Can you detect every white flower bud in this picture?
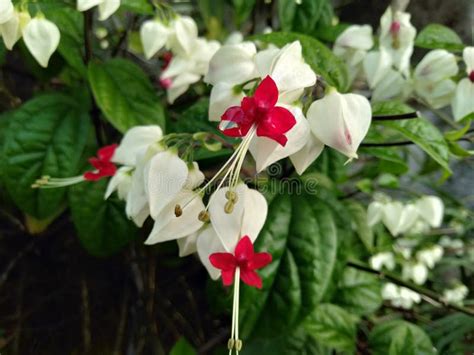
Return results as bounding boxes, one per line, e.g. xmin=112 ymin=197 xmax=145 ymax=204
xmin=307 ymin=89 xmax=371 ymax=160
xmin=140 ymin=20 xmax=170 ymax=59
xmin=416 ymin=195 xmax=444 ymax=228
xmin=0 ymin=0 xmax=14 ymax=24
xmin=23 ymin=17 xmax=60 ymax=68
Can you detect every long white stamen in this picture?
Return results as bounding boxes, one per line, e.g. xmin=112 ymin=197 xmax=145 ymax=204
xmin=31 ymin=175 xmax=86 ymax=188
xmin=229 ymin=267 xmax=241 ymax=354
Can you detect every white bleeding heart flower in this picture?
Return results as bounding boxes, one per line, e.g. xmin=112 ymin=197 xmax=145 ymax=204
xmin=416 ymin=246 xmax=443 ymax=269
xmin=416 ymin=195 xmax=444 ymax=228
xmin=372 ymin=67 xmax=412 ymax=102
xmin=367 ymin=201 xmax=384 ymax=227
xmin=105 ymin=166 xmax=133 ymax=200
xmin=0 ymin=10 xmax=30 ymax=50
xmin=23 ymin=17 xmax=60 ymax=68
xmin=144 ymin=190 xmax=205 ymax=245
xmin=208 ymin=82 xmax=245 ymax=122
xmin=289 ymin=134 xmax=325 ymax=175
xmin=208 ymin=184 xmax=267 ymax=252
xmin=382 ymin=201 xmax=418 ymax=236
xmin=307 ymin=88 xmax=372 ymax=160
xmin=414 ymin=49 xmax=458 ymax=109
xmin=451 ymin=47 xmax=474 ymax=121
xmin=443 ymin=284 xmax=469 ymax=304
xmin=363 ymin=49 xmax=392 ymax=89
xmin=140 ymin=20 xmax=171 ymax=59
xmin=196 ymin=226 xmax=224 ymax=280
xmin=204 ymin=42 xmax=258 ymax=86
xmin=379 ymin=6 xmax=416 ymax=76
xmin=382 ymin=283 xmax=421 ymax=309
xmin=0 ymin=0 xmax=14 ymax=24
xmin=370 ymin=252 xmax=395 ymax=271
xmin=402 ymin=262 xmax=428 ymax=285
xmin=77 ymin=0 xmax=120 ymax=21
xmin=333 ymin=25 xmax=374 ymax=82
xmin=166 ymin=16 xmax=198 ymax=56
xmin=177 ymin=231 xmax=198 ymax=257
xmin=225 ymin=31 xmax=244 ymax=45
xmin=112 ymin=125 xmax=163 ymax=167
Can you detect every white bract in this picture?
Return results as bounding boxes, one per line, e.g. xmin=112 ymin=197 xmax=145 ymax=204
xmin=77 ymin=0 xmax=120 ymax=21
xmin=382 ymin=283 xmax=421 ymax=309
xmin=23 ymin=17 xmax=60 ymax=68
xmin=416 ymin=246 xmax=443 ymax=269
xmin=307 ymin=88 xmax=372 ymax=160
xmin=379 ymin=6 xmax=416 ymax=76
xmin=369 ymin=252 xmax=395 ymax=271
xmin=0 ymin=0 xmax=14 ymax=24
xmin=402 ymin=262 xmax=428 ymax=285
xmin=0 ymin=10 xmax=30 ymax=50
xmin=443 ymin=284 xmax=469 ymax=304
xmin=333 ymin=25 xmax=374 ymax=82
xmin=414 ymin=49 xmax=458 ymax=108
xmin=140 ymin=20 xmax=170 ymax=59
xmin=416 ymin=195 xmax=444 ymax=228
xmin=451 ymin=47 xmax=474 ymax=121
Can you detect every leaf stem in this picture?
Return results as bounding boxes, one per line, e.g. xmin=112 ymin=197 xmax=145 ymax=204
xmin=347 ymin=260 xmax=474 ymax=317
xmin=372 ymin=111 xmax=420 ymax=121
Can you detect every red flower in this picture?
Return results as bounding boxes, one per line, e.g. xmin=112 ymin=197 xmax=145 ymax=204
xmin=209 ymin=236 xmax=272 ymax=289
xmin=83 ymin=144 xmax=118 ymax=181
xmin=219 ymin=76 xmax=296 ymax=146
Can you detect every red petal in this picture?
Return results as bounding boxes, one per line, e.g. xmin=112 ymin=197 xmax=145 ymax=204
xmin=83 ymin=171 xmax=102 ymax=181
xmin=222 ymin=269 xmax=236 ymax=286
xmin=235 ymin=236 xmax=255 ymax=262
xmin=253 ymin=76 xmax=278 ymax=110
xmin=220 ymin=106 xmax=253 ymax=137
xmin=88 ymin=157 xmax=102 ymax=170
xmin=250 ymin=252 xmax=272 ymax=270
xmin=240 ymin=268 xmax=263 ymax=289
xmin=209 ymin=253 xmax=236 ymax=270
xmin=256 ymin=106 xmax=296 ymax=146
xmin=97 ymin=144 xmax=118 ymax=161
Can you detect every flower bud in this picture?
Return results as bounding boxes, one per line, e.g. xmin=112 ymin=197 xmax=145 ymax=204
xmin=140 ymin=20 xmax=170 ymax=59
xmin=307 ymin=89 xmax=371 ymax=160
xmin=333 ymin=25 xmax=373 ymax=68
xmin=0 ymin=0 xmax=14 ymax=24
xmin=415 ymin=195 xmax=444 ymax=228
xmin=23 ymin=17 xmax=60 ymax=68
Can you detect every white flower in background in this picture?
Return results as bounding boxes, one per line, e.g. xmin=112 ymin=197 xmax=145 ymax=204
xmin=379 ymin=6 xmax=416 ymax=76
xmin=0 ymin=10 xmax=30 ymax=50
xmin=23 ymin=17 xmax=60 ymax=68
xmin=367 ymin=201 xmax=384 ymax=226
xmin=382 ymin=283 xmax=421 ymax=309
xmin=333 ymin=25 xmax=374 ymax=82
xmin=166 ymin=16 xmax=198 ymax=56
xmin=439 ymin=236 xmax=464 ymax=255
xmin=443 ymin=284 xmax=469 ymax=304
xmin=140 ymin=19 xmax=171 ymax=59
xmin=105 ymin=166 xmax=133 ymax=200
xmin=0 ymin=0 xmax=14 ymax=24
xmin=416 ymin=195 xmax=444 ymax=228
xmin=381 ymin=201 xmax=419 ymax=236
xmin=402 ymin=262 xmax=428 ymax=285
xmin=370 ymin=252 xmax=396 ymax=270
xmin=77 ymin=0 xmax=120 ymax=21
xmin=306 ymin=88 xmax=371 ymax=161
xmin=363 ymin=49 xmax=411 ymax=101
xmin=225 ymin=31 xmax=244 ymax=45
xmin=416 ymin=245 xmax=443 ymax=269
xmin=452 ymin=47 xmax=474 ymax=121
xmin=414 ymin=49 xmax=458 ymax=108
xmin=161 ymin=38 xmax=220 ymax=103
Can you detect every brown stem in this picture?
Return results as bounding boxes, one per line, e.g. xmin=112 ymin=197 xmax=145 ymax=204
xmin=372 ymin=111 xmax=420 ymax=121
xmin=347 ymin=260 xmax=474 ymax=317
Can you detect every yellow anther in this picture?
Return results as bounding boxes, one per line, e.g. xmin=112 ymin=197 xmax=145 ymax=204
xmin=227 ymin=339 xmax=235 ymax=350
xmin=198 ymin=210 xmax=210 ymax=222
xmin=235 ymin=339 xmax=242 ymax=351
xmin=225 ymin=190 xmax=238 ymax=203
xmin=224 ymin=201 xmax=234 ymax=214
xmin=174 ymin=204 xmax=183 ymax=217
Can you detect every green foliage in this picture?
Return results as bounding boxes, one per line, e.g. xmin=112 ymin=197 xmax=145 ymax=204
xmin=369 ymin=320 xmax=436 ymax=355
xmin=415 ymin=24 xmax=464 ymax=51
xmin=278 ymin=0 xmax=333 ymax=33
xmin=1 ymin=94 xmax=91 ymax=219
xmin=69 ymin=179 xmax=137 ymax=256
xmin=233 ymin=0 xmax=256 ymax=27
xmin=304 ymin=303 xmax=358 ymax=352
xmin=239 ymin=191 xmax=339 ymax=340
xmin=88 ymin=59 xmax=166 ymax=133
xmin=252 ymin=32 xmax=350 ymax=92
xmin=120 ymin=0 xmax=154 ymax=14
xmin=169 ymin=337 xmax=197 ymax=355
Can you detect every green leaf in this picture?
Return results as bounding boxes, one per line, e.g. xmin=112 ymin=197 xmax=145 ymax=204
xmin=253 ymin=32 xmax=349 ymax=92
xmin=233 ymin=0 xmax=256 ymax=26
xmin=1 ymin=94 xmax=91 ymax=219
xmin=372 ymin=101 xmax=451 ymax=174
xmin=277 ymin=0 xmax=298 ymax=32
xmin=346 ymin=201 xmax=374 ymax=252
xmin=88 ymin=59 xmax=166 ymax=133
xmin=304 ymin=303 xmax=358 ymax=352
xmin=444 ymin=121 xmax=471 ymax=141
xmin=120 ymin=0 xmax=153 ymax=14
xmin=239 ymin=192 xmax=339 ymax=339
xmin=43 ymin=7 xmax=86 ymax=76
xmin=69 ymin=179 xmax=137 ymax=256
xmin=415 ymin=24 xmax=464 ymax=51
xmin=359 ymin=147 xmax=408 ymax=175
xmin=169 ymin=338 xmax=196 ymax=355
xmin=332 ymin=268 xmax=382 ymax=316
xmin=369 ymin=320 xmax=436 ymax=355
xmin=313 ymin=23 xmax=350 ymax=43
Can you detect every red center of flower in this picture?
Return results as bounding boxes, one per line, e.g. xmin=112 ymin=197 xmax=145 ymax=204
xmin=83 ymin=144 xmax=118 ymax=181
xmin=159 ymin=52 xmax=173 ymax=89
xmin=209 ymin=236 xmax=272 ymax=289
xmin=219 ymin=76 xmax=296 ymax=146
xmin=390 ymin=21 xmax=401 ymax=34
xmin=469 ymin=70 xmax=474 ymax=83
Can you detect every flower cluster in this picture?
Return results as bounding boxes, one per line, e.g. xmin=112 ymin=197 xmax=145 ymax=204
xmin=140 ymin=14 xmax=220 ymax=103
xmin=333 ymin=5 xmax=474 ymax=121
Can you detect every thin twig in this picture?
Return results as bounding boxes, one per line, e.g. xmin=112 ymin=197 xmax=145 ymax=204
xmin=81 ymin=277 xmax=92 ymax=353
xmin=0 ymin=239 xmax=36 ymax=289
xmin=347 ymin=260 xmax=474 ymax=317
xmin=372 ymin=111 xmax=420 ymax=121
xmin=361 ymin=141 xmax=413 ymax=147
